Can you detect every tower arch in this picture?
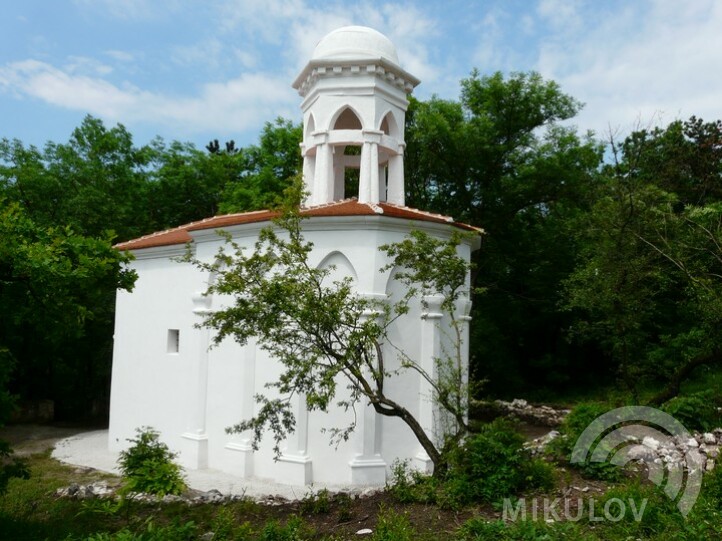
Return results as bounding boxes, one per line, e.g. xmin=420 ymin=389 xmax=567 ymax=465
xmin=294 ymin=26 xmax=419 ymax=207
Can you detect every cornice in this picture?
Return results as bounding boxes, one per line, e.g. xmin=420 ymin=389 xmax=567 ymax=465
xmin=293 ymin=58 xmax=420 ymax=98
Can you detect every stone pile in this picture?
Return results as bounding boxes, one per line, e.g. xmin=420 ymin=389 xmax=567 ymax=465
xmin=623 ymin=429 xmax=722 ymax=473
xmin=528 ymin=427 xmax=722 ymax=474
xmin=494 ymin=398 xmax=570 ymax=427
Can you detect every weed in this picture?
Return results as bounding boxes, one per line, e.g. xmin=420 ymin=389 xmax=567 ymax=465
xmin=299 ymin=487 xmax=331 ymax=515
xmin=371 ymin=507 xmax=415 ymax=541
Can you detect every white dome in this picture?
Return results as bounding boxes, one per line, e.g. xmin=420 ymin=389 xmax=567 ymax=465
xmin=312 ymin=26 xmax=399 ymax=65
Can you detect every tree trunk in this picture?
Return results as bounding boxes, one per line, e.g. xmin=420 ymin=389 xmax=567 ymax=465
xmin=647 ymin=350 xmax=721 ymax=406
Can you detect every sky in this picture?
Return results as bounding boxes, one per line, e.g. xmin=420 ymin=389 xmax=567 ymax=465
xmin=1 ymin=0 xmax=721 ymax=152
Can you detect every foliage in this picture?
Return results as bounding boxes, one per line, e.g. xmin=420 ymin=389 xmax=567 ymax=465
xmin=80 ymin=519 xmax=197 ymax=541
xmin=564 ymin=120 xmax=722 ymax=400
xmin=405 ymin=71 xmax=604 ymax=397
xmin=443 ymin=418 xmax=555 ymax=506
xmin=117 ymin=428 xmax=186 ymax=497
xmin=662 ymin=390 xmax=722 ymax=432
xmin=549 ymin=402 xmax=622 ymax=481
xmin=188 ymin=189 xmax=476 ymax=473
xmin=0 ymin=347 xmax=29 ymax=494
xmin=456 ymin=517 xmax=588 ymax=540
xmin=388 ymin=419 xmax=554 ymax=509
xmin=299 ymin=487 xmax=332 ymax=515
xmin=219 ymin=118 xmax=302 ymax=214
xmin=259 ymin=515 xmax=313 ymax=541
xmin=370 ymin=507 xmax=415 ymax=541
xmin=0 ymin=199 xmax=136 ymax=420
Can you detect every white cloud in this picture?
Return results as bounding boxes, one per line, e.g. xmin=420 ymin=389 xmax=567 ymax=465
xmin=105 ymin=50 xmax=135 ymax=62
xmin=0 ymin=59 xmax=297 ymax=135
xmin=64 ymin=56 xmax=113 ymax=76
xmin=535 ymin=0 xmax=722 ymax=137
xmin=72 ymin=0 xmax=180 ymax=20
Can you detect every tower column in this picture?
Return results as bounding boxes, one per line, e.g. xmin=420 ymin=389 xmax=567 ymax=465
xmin=313 ymin=137 xmax=333 ymax=205
xmin=359 ymin=130 xmax=383 ymax=204
xmin=301 ymin=143 xmax=315 ymax=207
xmin=387 ymin=150 xmax=405 ymax=205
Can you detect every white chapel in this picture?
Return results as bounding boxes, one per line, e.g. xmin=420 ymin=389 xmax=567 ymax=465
xmin=108 ymin=26 xmax=480 ymax=487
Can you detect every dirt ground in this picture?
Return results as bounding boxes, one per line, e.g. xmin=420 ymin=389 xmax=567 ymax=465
xmin=0 ymin=424 xmax=88 ymax=456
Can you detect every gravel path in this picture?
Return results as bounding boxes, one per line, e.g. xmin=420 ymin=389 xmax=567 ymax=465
xmin=51 ymin=429 xmax=370 ymax=500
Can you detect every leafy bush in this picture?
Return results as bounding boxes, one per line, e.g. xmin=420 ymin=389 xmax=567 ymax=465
xmin=443 ymin=418 xmax=555 ymax=506
xmin=662 ymin=390 xmax=722 ymax=432
xmin=550 ymin=402 xmax=622 ymax=481
xmin=117 ymin=427 xmax=186 ymax=496
xmin=389 ymin=419 xmax=555 ymax=509
xmin=387 ymin=460 xmax=439 ymax=504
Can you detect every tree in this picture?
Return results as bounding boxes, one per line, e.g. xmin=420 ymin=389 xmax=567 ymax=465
xmin=0 ymin=200 xmax=136 ymax=419
xmin=564 ymin=117 xmax=722 ymax=401
xmin=219 ymin=118 xmax=302 ymax=213
xmin=404 ymin=72 xmax=604 ymax=395
xmin=186 ymin=186 xmax=477 ymax=474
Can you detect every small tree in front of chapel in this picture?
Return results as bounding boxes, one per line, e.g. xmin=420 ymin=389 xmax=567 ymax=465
xmin=187 ymin=187 xmax=479 ymax=476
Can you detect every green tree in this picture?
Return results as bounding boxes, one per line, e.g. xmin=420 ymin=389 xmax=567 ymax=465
xmin=219 ymin=118 xmax=302 ymax=213
xmin=564 ymin=117 xmax=722 ymax=401
xmin=0 ymin=200 xmax=136 ymax=419
xmin=0 ymin=115 xmax=154 ymax=242
xmin=405 ymin=72 xmax=604 ymax=395
xmin=187 ymin=185 xmax=477 ymax=474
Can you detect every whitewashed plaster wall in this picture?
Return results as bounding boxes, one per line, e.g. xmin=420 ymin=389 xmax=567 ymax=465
xmin=108 ymin=216 xmax=473 ymax=486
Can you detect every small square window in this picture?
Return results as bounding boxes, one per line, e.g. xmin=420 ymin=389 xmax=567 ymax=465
xmin=167 ymin=329 xmax=180 ymax=353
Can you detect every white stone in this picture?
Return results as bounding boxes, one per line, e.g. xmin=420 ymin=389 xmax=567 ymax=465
xmin=707 ymin=459 xmax=716 ymax=472
xmin=687 ymin=438 xmax=699 ymax=448
xmin=704 ymin=433 xmax=716 ymax=445
xmin=642 ymin=436 xmax=660 ymax=451
xmin=356 ymin=529 xmax=373 ymax=535
xmin=627 ymin=445 xmax=657 ymax=462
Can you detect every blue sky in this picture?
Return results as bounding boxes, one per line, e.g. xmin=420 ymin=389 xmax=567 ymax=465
xmin=2 ymin=0 xmax=721 ymax=151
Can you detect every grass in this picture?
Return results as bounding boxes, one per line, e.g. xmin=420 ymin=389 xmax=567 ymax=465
xmin=5 ymin=428 xmax=722 ymax=540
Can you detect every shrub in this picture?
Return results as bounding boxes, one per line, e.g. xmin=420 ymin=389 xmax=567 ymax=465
xmin=387 ymin=460 xmax=438 ymax=504
xmin=444 ymin=418 xmax=555 ymax=505
xmin=662 ymin=390 xmax=722 ymax=432
xmin=388 ymin=419 xmax=555 ymax=509
xmin=550 ymin=402 xmax=622 ymax=481
xmin=117 ymin=427 xmax=186 ymax=496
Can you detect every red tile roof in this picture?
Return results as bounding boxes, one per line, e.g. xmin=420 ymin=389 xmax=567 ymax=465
xmin=114 ymin=199 xmax=481 ymax=251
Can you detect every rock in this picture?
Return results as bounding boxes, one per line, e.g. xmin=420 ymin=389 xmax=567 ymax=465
xmin=706 ymin=459 xmax=716 ymax=472
xmin=642 ymin=436 xmax=660 ymax=451
xmin=627 ymin=444 xmax=657 ymax=462
xmin=687 ymin=438 xmax=699 ymax=448
xmin=162 ymin=494 xmax=184 ymax=503
xmin=510 ymin=399 xmax=528 ymax=408
xmin=707 ymin=446 xmax=719 ymax=459
xmin=704 ymin=433 xmax=716 ymax=445
xmin=200 ymin=533 xmax=215 ymax=541
xmin=356 ymin=529 xmax=373 ymax=535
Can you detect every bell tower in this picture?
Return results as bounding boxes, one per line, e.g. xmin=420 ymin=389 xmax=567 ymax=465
xmin=292 ymin=26 xmax=420 ymax=207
